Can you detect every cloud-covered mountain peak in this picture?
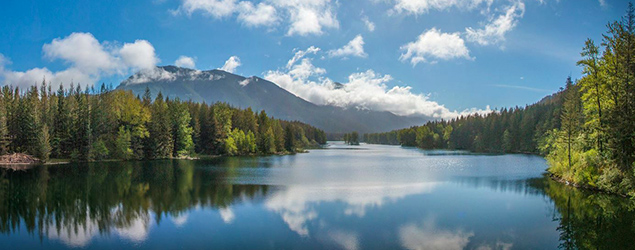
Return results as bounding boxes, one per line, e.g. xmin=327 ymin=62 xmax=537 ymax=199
xmin=120 ymin=66 xmax=238 ymax=86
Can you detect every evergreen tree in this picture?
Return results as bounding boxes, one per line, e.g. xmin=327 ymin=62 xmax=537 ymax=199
xmin=148 ymin=93 xmax=173 ymax=159
xmin=560 ymin=78 xmax=583 ymax=169
xmin=284 ymin=125 xmax=295 ymax=152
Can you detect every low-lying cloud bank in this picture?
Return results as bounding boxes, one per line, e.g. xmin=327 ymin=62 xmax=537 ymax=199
xmin=265 ymin=47 xmax=490 ymax=120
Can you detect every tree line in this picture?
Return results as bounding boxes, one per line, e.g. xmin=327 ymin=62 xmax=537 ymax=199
xmin=366 ymin=3 xmax=635 ymax=196
xmin=0 ymin=83 xmax=326 ymax=162
xmin=364 ymin=88 xmax=563 ymax=154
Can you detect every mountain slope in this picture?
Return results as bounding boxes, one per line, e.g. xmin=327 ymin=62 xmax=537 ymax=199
xmin=117 ymin=66 xmax=427 ymax=133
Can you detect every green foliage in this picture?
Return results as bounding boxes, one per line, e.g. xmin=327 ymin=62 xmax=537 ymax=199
xmin=114 ymin=126 xmax=133 ymax=160
xmin=284 ymin=125 xmax=295 ymax=152
xmin=91 ymin=139 xmax=109 ymax=161
xmin=147 ymin=93 xmax=173 ymax=159
xmin=344 ymin=131 xmax=360 ymax=145
xmin=168 ymin=99 xmax=194 ymax=157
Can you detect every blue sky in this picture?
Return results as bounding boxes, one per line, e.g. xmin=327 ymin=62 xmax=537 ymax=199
xmin=0 ymin=0 xmax=627 ymax=118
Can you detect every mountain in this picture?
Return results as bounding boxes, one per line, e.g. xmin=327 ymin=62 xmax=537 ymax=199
xmin=117 ymin=66 xmax=427 ymax=133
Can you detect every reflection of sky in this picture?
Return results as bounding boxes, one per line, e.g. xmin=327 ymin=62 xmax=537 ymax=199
xmin=399 ymin=217 xmax=473 ymax=250
xmin=20 ymin=144 xmax=557 ymax=249
xmin=47 ymin=212 xmax=153 ymax=247
xmin=265 ymin=183 xmax=438 ymax=236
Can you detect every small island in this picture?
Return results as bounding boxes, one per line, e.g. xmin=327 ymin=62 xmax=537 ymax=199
xmin=343 ymin=131 xmax=360 ymax=145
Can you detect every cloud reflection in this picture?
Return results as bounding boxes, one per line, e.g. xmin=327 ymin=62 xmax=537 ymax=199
xmin=265 ymin=182 xmax=438 ymax=236
xmin=47 ymin=212 xmax=153 ymax=247
xmin=399 ymin=218 xmax=473 ymax=250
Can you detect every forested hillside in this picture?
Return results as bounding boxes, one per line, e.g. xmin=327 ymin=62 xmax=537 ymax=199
xmin=364 ymin=84 xmax=565 ymax=154
xmin=366 ymin=5 xmax=635 ymax=196
xmin=0 ymin=84 xmax=326 ymax=162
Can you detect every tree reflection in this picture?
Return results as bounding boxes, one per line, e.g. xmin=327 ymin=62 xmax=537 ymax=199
xmin=532 ymin=176 xmax=635 ymax=250
xmin=0 ymin=159 xmax=268 ymax=244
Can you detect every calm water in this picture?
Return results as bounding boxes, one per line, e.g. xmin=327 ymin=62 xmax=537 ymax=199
xmin=0 ymin=142 xmax=633 ymax=249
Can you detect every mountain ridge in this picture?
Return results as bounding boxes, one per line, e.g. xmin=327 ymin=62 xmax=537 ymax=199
xmin=117 ymin=66 xmax=428 ymax=133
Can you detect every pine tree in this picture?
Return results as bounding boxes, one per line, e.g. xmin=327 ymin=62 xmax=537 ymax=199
xmin=560 ymin=77 xmax=582 ymax=169
xmin=169 ymin=99 xmax=194 ymax=157
xmin=148 ymin=92 xmax=173 ymax=159
xmin=284 ymin=125 xmax=295 ymax=152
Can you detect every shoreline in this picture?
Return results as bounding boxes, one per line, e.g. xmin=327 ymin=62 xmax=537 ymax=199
xmin=547 ymin=172 xmax=630 ymax=198
xmin=0 ymin=150 xmax=308 ymax=168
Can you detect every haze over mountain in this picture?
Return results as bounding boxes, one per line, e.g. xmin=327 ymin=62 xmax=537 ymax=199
xmin=117 ymin=66 xmax=427 ymax=133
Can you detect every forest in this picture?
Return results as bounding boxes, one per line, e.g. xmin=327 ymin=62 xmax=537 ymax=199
xmin=366 ymin=5 xmax=635 ymax=196
xmin=0 ymin=84 xmax=326 ymax=162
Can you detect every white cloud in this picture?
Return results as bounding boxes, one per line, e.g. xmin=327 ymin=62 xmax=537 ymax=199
xmin=175 ymin=0 xmax=338 ymax=36
xmin=328 ymin=35 xmax=367 ymax=58
xmin=122 ymin=67 xmax=177 ymax=85
xmin=237 ymin=2 xmax=279 ymax=27
xmin=287 ymin=46 xmax=321 ymax=68
xmin=270 ymin=0 xmax=339 ymax=36
xmin=362 ymin=16 xmax=375 ymax=32
xmin=465 ymin=1 xmax=525 ymax=46
xmin=178 ymin=0 xmax=238 ymax=18
xmin=220 ymin=55 xmax=241 ymax=73
xmin=264 ymin=47 xmax=489 ymax=119
xmin=1 ymin=32 xmax=159 ymax=88
xmin=392 ymin=0 xmax=493 ymax=15
xmin=239 ymin=78 xmax=251 ymax=86
xmin=400 ymin=28 xmax=472 ymax=66
xmin=42 ymin=32 xmax=120 ymax=75
xmin=119 ymin=40 xmax=159 ymax=70
xmin=599 ymin=0 xmax=607 ymax=7
xmin=175 ymin=55 xmax=196 ymax=68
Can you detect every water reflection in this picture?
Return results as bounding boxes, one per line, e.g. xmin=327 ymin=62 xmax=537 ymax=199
xmin=0 ymin=160 xmax=267 ymax=247
xmin=265 ymin=183 xmax=438 ymax=236
xmin=399 ymin=218 xmax=474 ymax=250
xmin=0 ymin=147 xmax=633 ymax=249
xmin=530 ymin=176 xmax=635 ymax=250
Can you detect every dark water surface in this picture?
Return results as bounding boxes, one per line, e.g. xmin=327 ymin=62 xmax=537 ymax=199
xmin=0 ymin=142 xmax=633 ymax=249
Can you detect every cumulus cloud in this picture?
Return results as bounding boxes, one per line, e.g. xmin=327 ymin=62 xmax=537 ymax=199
xmin=400 ymin=28 xmax=472 ymax=66
xmin=177 ymin=0 xmax=238 ymax=18
xmin=392 ymin=0 xmax=493 ymax=15
xmin=465 ymin=1 xmax=525 ymax=46
xmin=119 ymin=40 xmax=159 ymax=70
xmin=328 ymin=35 xmax=367 ymax=58
xmin=220 ymin=55 xmax=241 ymax=73
xmin=0 ymin=32 xmax=159 ymax=88
xmin=265 ymin=47 xmax=489 ymax=119
xmin=362 ymin=16 xmax=375 ymax=32
xmin=175 ymin=0 xmax=338 ymax=36
xmin=271 ymin=0 xmax=339 ymax=36
xmin=42 ymin=32 xmax=120 ymax=75
xmin=237 ymin=2 xmax=279 ymax=27
xmin=175 ymin=55 xmax=196 ymax=68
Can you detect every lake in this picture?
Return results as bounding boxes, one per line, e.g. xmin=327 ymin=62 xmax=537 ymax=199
xmin=0 ymin=142 xmax=633 ymax=249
